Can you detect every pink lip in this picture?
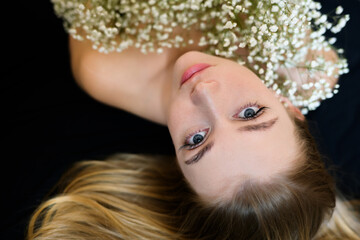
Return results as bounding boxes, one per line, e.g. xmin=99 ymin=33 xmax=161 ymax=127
xmin=181 ymin=63 xmax=211 ymax=86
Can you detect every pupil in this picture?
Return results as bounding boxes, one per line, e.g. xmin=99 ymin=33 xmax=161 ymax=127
xmin=193 ymin=134 xmax=204 ymax=144
xmin=244 ymin=108 xmax=256 ymax=118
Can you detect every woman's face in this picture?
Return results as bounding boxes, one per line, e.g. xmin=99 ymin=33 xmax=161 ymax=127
xmin=166 ymin=51 xmax=299 ymax=200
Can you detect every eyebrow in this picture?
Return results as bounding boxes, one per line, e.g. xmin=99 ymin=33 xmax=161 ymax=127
xmin=185 ymin=141 xmax=214 ymax=165
xmin=184 ymin=117 xmax=279 ymax=165
xmin=237 ymin=117 xmax=278 ymax=132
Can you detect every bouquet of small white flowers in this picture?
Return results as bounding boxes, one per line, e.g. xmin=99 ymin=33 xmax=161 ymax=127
xmin=52 ymin=0 xmax=349 ymax=114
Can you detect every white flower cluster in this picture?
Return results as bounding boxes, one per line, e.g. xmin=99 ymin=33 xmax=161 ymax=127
xmin=51 ymin=0 xmax=349 ymax=114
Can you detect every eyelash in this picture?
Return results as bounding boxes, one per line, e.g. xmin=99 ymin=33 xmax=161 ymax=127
xmin=181 ymin=102 xmax=268 ymax=150
xmin=182 ymin=128 xmax=210 ymax=150
xmin=234 ymin=101 xmax=267 ymax=120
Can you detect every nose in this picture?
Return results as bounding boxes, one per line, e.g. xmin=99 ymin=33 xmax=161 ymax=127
xmin=190 ymin=80 xmax=219 ymax=108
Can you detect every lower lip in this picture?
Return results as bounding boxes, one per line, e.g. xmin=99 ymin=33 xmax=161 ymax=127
xmin=181 ymin=63 xmax=211 ymax=86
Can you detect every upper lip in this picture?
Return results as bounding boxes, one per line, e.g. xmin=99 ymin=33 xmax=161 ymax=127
xmin=181 ymin=63 xmax=212 ymax=86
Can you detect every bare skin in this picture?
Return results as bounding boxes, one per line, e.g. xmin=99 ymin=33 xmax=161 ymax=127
xmin=167 ymin=51 xmax=301 ymax=200
xmin=69 ymin=36 xmax=337 ymax=200
xmin=70 ymin=37 xmax=181 ymax=124
xmin=69 ymin=28 xmax=206 ymax=125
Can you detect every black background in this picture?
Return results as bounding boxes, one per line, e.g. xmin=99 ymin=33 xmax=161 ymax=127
xmin=3 ymin=0 xmax=360 ymax=239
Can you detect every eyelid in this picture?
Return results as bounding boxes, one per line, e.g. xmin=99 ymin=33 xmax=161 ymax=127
xmin=180 ymin=102 xmax=267 ymax=151
xmin=232 ymin=102 xmax=268 ymax=120
xmin=181 ymin=128 xmax=210 ymax=150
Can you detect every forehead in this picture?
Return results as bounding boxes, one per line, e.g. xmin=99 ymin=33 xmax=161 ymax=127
xmin=182 ymin=116 xmax=298 ymax=200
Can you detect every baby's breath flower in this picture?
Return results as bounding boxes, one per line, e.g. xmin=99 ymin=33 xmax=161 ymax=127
xmin=271 ymin=5 xmax=280 ymax=13
xmin=328 ymin=37 xmax=336 ymax=45
xmin=249 ymin=38 xmax=258 ymax=47
xmin=336 ymin=6 xmax=344 ymax=15
xmin=269 ymin=25 xmax=279 ymax=32
xmin=52 ymin=0 xmax=349 ymax=114
xmin=224 ymin=21 xmax=236 ymax=29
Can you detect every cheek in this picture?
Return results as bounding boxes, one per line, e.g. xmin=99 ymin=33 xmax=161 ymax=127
xmin=168 ymin=102 xmax=183 ymax=128
xmin=168 ymin=93 xmax=196 ymax=124
xmin=167 ymin=100 xmax=190 ymax=142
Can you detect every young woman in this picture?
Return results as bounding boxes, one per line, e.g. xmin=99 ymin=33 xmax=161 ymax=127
xmin=28 ymin=0 xmax=359 ymax=239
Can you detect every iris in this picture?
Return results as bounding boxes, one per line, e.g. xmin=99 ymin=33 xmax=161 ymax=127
xmin=244 ymin=108 xmax=256 ymax=118
xmin=193 ymin=134 xmax=204 ymax=144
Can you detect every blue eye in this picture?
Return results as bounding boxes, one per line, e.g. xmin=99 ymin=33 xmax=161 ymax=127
xmin=235 ymin=103 xmax=268 ymax=120
xmin=239 ymin=106 xmax=260 ymax=118
xmin=188 ymin=132 xmax=206 ymax=145
xmin=183 ymin=128 xmax=210 ymax=149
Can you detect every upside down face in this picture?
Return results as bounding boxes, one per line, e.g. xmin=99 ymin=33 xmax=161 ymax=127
xmin=166 ymin=51 xmax=300 ymax=201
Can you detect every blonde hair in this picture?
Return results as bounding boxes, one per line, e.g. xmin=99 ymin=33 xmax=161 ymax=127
xmin=28 ymin=154 xmax=187 ymax=239
xmin=28 ymin=119 xmax=360 ymax=240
